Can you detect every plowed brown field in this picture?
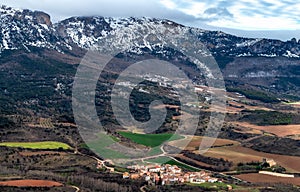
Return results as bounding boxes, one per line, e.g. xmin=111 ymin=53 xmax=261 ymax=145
xmin=0 ymin=180 xmax=63 ymax=187
xmin=235 ymin=173 xmax=300 ymax=186
xmin=234 ymin=122 xmax=300 ymax=137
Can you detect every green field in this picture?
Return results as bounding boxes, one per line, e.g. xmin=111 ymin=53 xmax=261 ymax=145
xmin=188 ymin=182 xmax=236 ymax=190
xmin=146 ymin=156 xmax=200 ymax=172
xmin=0 ymin=141 xmax=72 ymax=150
xmin=118 ymin=131 xmax=184 ymax=147
xmin=86 ymin=133 xmax=128 ymax=159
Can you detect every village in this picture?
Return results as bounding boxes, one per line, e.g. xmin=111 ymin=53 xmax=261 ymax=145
xmin=122 ymin=164 xmax=222 ymax=186
xmin=95 ymin=155 xmax=297 ymax=188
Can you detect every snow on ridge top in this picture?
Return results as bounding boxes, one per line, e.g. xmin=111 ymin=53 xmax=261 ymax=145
xmin=0 ymin=5 xmax=70 ymax=53
xmin=0 ymin=5 xmax=23 ymax=12
xmin=55 ymin=16 xmax=112 ymax=49
xmin=0 ymin=5 xmax=52 ymax=26
xmin=99 ymin=16 xmax=189 ymax=52
xmin=56 ymin=15 xmax=187 ymax=49
xmin=101 ymin=17 xmax=187 ymax=44
xmin=0 ymin=5 xmax=23 ymax=17
xmin=236 ymin=39 xmax=262 ymax=47
xmin=103 ymin=16 xmax=183 ymax=29
xmin=0 ymin=5 xmax=300 ymax=59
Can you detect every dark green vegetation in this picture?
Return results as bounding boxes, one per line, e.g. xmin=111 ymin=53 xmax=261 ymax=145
xmin=246 ymin=136 xmax=300 ymax=156
xmin=240 ymin=110 xmax=295 ymax=125
xmin=178 ymin=150 xmax=233 ymax=172
xmin=227 ymin=87 xmax=279 ymax=103
xmin=215 ymin=55 xmax=234 ymax=69
xmin=0 ymin=116 xmax=15 ymax=128
xmin=118 ymin=131 xmax=184 ymax=147
xmin=96 ymin=78 xmax=183 ymax=133
xmin=0 ymin=50 xmax=76 ymax=122
xmin=237 ymin=161 xmax=265 ymax=173
xmin=236 ymin=161 xmax=286 ymax=174
xmin=188 ymin=182 xmax=235 ymax=191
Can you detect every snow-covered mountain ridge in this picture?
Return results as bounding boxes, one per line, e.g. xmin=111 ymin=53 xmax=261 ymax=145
xmin=0 ymin=5 xmax=300 ymax=58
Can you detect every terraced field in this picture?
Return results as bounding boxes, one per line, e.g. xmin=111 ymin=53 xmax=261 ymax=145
xmin=28 ymin=118 xmax=54 ymax=128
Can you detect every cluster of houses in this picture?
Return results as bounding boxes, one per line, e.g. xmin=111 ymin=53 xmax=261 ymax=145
xmin=123 ymin=164 xmax=222 ymax=185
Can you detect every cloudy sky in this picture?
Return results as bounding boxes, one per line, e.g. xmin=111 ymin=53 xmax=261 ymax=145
xmin=0 ymin=0 xmax=299 ymax=40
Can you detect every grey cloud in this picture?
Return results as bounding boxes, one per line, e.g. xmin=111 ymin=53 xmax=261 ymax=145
xmin=216 ymin=1 xmax=236 ymax=8
xmin=188 ymin=20 xmax=300 ymax=41
xmin=204 ymin=7 xmax=233 ymax=18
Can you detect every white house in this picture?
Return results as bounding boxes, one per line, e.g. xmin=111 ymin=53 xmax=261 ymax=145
xmin=149 ymin=167 xmax=161 ymax=173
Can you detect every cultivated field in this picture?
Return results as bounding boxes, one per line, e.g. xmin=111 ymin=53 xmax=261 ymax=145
xmin=233 ymin=122 xmax=300 ymax=137
xmin=168 ymin=135 xmax=240 ymax=151
xmin=0 ymin=180 xmax=63 ymax=187
xmin=0 ymin=141 xmax=72 ymax=150
xmin=118 ymin=131 xmax=184 ymax=147
xmin=235 ymin=173 xmax=300 ymax=186
xmin=202 ymin=145 xmax=300 ymax=172
xmin=27 ymin=118 xmax=54 ymax=128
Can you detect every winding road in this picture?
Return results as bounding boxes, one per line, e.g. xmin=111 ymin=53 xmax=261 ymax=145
xmin=70 ymin=185 xmax=80 ymax=192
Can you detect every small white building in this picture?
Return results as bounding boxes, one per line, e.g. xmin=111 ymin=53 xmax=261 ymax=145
xmin=144 ymin=176 xmax=151 ymax=181
xmin=172 ymin=168 xmax=182 ymax=174
xmin=149 ymin=166 xmax=161 ymax=173
xmin=208 ymin=178 xmax=218 ymax=183
xmin=190 ymin=178 xmax=205 ymax=184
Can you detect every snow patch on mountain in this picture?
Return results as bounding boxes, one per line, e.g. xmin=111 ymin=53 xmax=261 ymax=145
xmin=283 ymin=50 xmax=300 ymax=58
xmin=236 ymin=39 xmax=262 ymax=47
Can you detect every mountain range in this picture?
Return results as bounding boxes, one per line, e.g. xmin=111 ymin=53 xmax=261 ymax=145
xmin=1 ymin=5 xmax=300 ymax=58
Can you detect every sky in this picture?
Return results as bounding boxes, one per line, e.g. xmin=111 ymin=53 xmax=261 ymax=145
xmin=0 ymin=0 xmax=299 ymax=41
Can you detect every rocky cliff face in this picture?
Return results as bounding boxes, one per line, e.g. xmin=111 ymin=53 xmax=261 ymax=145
xmin=0 ymin=5 xmax=71 ymax=52
xmin=33 ymin=11 xmax=52 ymax=27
